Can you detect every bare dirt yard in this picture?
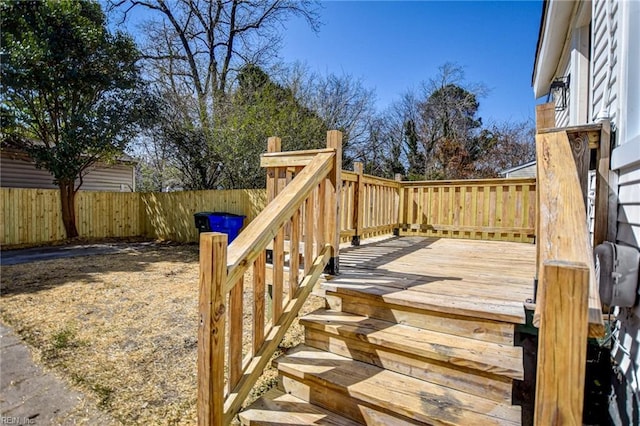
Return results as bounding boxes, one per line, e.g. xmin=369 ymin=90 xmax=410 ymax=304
xmin=0 ymin=243 xmax=325 ymax=425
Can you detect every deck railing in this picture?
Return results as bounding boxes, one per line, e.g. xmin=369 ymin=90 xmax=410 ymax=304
xmin=197 ymin=131 xmax=342 ymax=425
xmin=341 ymin=163 xmax=401 ymax=245
xmin=397 ymin=178 xmax=536 ymax=243
xmin=533 ymin=129 xmax=604 ymax=425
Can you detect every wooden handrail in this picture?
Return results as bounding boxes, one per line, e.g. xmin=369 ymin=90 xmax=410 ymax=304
xmin=198 ymin=132 xmax=342 ymax=426
xmin=225 ymin=151 xmax=334 ymax=293
xmin=260 ymin=148 xmax=335 ymax=168
xmin=533 ymin=130 xmax=604 ymax=425
xmin=401 ymin=177 xmax=536 ymax=186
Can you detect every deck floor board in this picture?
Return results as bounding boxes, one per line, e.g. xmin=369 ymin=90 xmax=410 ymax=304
xmin=329 ymin=237 xmax=537 ymax=324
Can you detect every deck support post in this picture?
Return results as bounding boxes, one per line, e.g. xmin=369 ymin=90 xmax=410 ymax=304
xmin=351 ymin=161 xmax=364 ymax=246
xmin=593 ymin=120 xmax=611 ymax=247
xmin=197 ymin=232 xmax=227 ymax=426
xmin=324 ymin=130 xmax=342 ymax=275
xmin=265 ymin=137 xmax=281 ymax=315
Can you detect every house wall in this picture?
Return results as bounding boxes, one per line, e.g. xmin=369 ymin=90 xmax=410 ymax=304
xmin=0 ymin=155 xmax=135 ymax=192
xmin=591 ymin=0 xmax=620 ymax=124
xmin=594 ymin=0 xmax=640 ymax=423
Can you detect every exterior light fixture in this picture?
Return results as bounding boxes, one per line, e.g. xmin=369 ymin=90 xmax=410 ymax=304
xmin=548 ymin=75 xmax=570 ymax=111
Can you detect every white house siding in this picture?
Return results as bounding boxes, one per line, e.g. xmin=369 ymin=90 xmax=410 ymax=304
xmin=603 ymin=1 xmax=640 ymax=423
xmin=0 ymin=156 xmax=135 ymax=192
xmin=591 ymin=0 xmax=620 ymax=124
xmin=617 ymin=165 xmax=640 ymax=248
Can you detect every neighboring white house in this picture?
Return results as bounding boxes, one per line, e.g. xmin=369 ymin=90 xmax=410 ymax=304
xmin=533 ymin=0 xmax=640 ymax=422
xmin=499 ymin=160 xmax=537 ymax=178
xmin=0 ymin=147 xmax=136 ymax=192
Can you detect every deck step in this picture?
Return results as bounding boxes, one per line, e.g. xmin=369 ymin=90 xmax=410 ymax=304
xmin=239 ymin=388 xmax=360 ymax=426
xmin=301 ymin=309 xmax=521 ymax=402
xmin=324 ymin=288 xmax=516 ymax=345
xmin=275 ymin=345 xmax=522 ymax=426
xmin=322 ymin=278 xmax=526 ymax=326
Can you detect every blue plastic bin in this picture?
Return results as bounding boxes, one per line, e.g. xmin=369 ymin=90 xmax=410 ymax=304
xmin=197 ymin=212 xmax=245 ymax=243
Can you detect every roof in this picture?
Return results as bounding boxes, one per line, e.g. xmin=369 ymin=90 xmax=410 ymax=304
xmin=0 ymin=143 xmax=138 ymax=164
xmin=531 ymin=0 xmax=576 ymax=98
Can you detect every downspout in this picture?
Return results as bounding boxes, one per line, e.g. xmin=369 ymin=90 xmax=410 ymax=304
xmin=595 ymin=0 xmax=614 ymax=121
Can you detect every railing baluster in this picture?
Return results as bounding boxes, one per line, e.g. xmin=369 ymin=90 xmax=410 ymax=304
xmin=304 ymin=194 xmax=314 ymax=275
xmin=228 ymin=277 xmax=244 ymax=389
xmin=273 ymin=227 xmax=284 ymax=322
xmin=317 ymin=179 xmax=326 ymax=255
xmin=289 ymin=208 xmax=300 ymax=294
xmin=252 ymin=252 xmax=266 ymax=354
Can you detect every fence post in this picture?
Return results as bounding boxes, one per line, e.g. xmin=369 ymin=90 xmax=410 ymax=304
xmin=594 ymin=120 xmax=611 ymax=247
xmin=197 ymin=232 xmax=228 ymax=426
xmin=393 ymin=174 xmax=403 ymax=236
xmin=264 ymin=137 xmax=281 ymax=315
xmin=352 ymin=162 xmax=364 ymax=246
xmin=266 ymin=137 xmax=282 ymax=204
xmin=325 ymin=130 xmax=342 ymax=274
xmin=266 ymin=136 xmax=281 ymax=263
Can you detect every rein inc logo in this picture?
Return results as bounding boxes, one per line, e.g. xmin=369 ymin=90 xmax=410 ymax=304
xmin=0 ymin=417 xmax=36 ymax=425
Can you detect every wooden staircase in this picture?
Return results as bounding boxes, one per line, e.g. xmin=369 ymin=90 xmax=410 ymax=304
xmin=240 ymin=277 xmax=525 ymax=425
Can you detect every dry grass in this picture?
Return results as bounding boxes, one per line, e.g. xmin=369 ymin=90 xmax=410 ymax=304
xmin=0 ymin=243 xmax=325 ymax=425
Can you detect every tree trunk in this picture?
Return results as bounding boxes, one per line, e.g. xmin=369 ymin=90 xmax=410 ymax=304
xmin=59 ymin=181 xmax=79 ymax=239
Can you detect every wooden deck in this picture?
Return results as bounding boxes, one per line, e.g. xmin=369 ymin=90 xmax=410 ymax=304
xmin=241 ymin=236 xmax=537 ymax=425
xmin=328 ymin=236 xmax=536 ymax=324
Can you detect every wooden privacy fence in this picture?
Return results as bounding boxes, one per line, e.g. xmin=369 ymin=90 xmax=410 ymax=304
xmin=397 ymin=178 xmax=537 ymax=243
xmin=0 ymin=188 xmax=266 ymax=246
xmin=1 ymin=188 xmax=142 ymax=245
xmin=198 ymin=131 xmax=342 ymax=425
xmin=141 ymin=189 xmax=265 ymax=243
xmin=2 ymin=165 xmax=538 ymax=247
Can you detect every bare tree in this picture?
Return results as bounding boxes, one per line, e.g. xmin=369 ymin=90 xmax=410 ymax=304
xmin=276 ymin=65 xmax=376 ymax=169
xmin=474 ymin=120 xmax=536 ymax=177
xmin=109 ymin=0 xmax=320 ymax=189
xmin=417 ymin=63 xmax=487 ymax=179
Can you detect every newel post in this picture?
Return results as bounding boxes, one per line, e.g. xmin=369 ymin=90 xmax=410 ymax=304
xmin=352 ymin=161 xmax=364 ymax=246
xmin=197 ymin=232 xmax=228 ymax=426
xmin=325 ymin=130 xmax=342 ymax=274
xmin=533 ymin=103 xmax=555 ymax=302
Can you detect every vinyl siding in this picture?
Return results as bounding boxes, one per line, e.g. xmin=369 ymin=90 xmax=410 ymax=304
xmin=591 ymin=0 xmax=620 ymax=123
xmin=603 ymin=0 xmax=640 ymax=413
xmin=0 ymin=156 xmax=135 ymax=192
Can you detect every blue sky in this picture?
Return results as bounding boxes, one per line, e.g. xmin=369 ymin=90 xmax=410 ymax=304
xmin=112 ymin=0 xmax=543 ymax=125
xmin=278 ymin=1 xmax=543 ymax=124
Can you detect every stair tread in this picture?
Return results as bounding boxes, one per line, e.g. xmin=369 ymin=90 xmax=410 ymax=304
xmin=322 ymin=280 xmax=526 ymax=324
xmin=240 ymin=388 xmax=361 ymax=426
xmin=300 ymin=309 xmax=523 ymax=380
xmin=275 ymin=345 xmax=521 ymax=425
